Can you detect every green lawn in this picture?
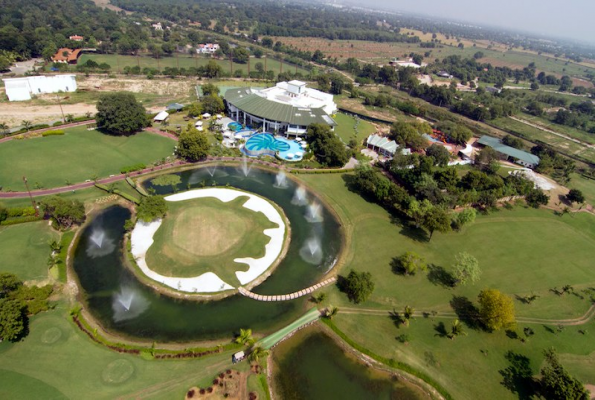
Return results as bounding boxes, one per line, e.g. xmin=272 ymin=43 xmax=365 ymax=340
xmin=145 ymin=196 xmax=277 ymax=286
xmin=569 ymin=173 xmax=595 ymax=205
xmin=0 ymin=305 xmax=239 ymax=400
xmin=296 ymin=172 xmax=595 ymax=399
xmin=0 ymin=187 xmax=107 ymax=209
xmin=75 ymin=54 xmax=309 ymax=76
xmin=0 ymin=127 xmax=176 ymax=190
xmin=0 ymin=221 xmax=58 ymax=282
xmin=333 ymin=113 xmax=378 ymax=145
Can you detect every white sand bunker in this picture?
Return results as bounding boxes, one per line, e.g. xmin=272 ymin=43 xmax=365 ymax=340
xmin=510 ymin=168 xmax=555 ymax=191
xmin=130 ymin=188 xmax=286 ymax=293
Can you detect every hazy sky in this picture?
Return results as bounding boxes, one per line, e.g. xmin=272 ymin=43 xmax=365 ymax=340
xmin=355 ymin=0 xmax=595 ymax=44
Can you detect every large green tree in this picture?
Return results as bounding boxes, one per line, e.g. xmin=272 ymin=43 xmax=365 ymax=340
xmin=201 ymin=94 xmax=225 ymax=115
xmin=478 ymin=289 xmax=516 ymax=331
xmin=40 ymin=197 xmax=85 ymax=229
xmin=421 ymin=207 xmax=451 ymax=240
xmin=393 ymin=251 xmax=427 ymax=275
xmin=177 ymin=126 xmax=210 ymax=161
xmin=452 ymin=252 xmax=481 ymax=286
xmin=342 ymin=270 xmax=375 ymax=304
xmin=540 ymin=348 xmax=589 ymax=400
xmin=96 ymin=93 xmax=147 ymax=135
xmin=307 ymin=123 xmax=350 ymax=167
xmin=136 ymin=196 xmax=168 ymax=222
xmin=0 ymin=298 xmax=26 ymax=342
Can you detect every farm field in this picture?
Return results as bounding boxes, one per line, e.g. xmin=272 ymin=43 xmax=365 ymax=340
xmin=272 ymin=36 xmax=595 ymax=83
xmin=0 ymin=126 xmax=176 ymax=190
xmin=0 ymin=222 xmax=58 ymax=282
xmin=76 ymin=54 xmax=309 ymax=76
xmin=0 ymin=305 xmax=244 ymax=400
xmin=297 ymin=172 xmax=595 ymax=399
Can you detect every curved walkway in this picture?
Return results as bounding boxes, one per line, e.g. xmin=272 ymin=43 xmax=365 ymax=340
xmin=238 ymin=277 xmax=336 ymax=301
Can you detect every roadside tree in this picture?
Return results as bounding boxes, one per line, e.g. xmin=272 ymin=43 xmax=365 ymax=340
xmin=96 ymin=93 xmax=147 ymax=135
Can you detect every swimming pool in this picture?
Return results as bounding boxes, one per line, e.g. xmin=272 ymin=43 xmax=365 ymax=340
xmin=243 ymin=134 xmax=304 ymax=161
xmin=228 ymin=122 xmax=243 ymax=131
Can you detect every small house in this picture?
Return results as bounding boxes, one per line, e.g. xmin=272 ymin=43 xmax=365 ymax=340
xmin=167 ymin=103 xmax=184 ymax=112
xmin=476 ymin=136 xmax=540 ymax=168
xmin=366 ymin=134 xmax=399 ymax=157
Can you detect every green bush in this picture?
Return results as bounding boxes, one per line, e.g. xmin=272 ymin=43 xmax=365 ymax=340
xmin=120 ymin=163 xmax=146 ymax=174
xmin=42 ymin=129 xmax=65 ymax=137
xmin=94 ymin=183 xmax=109 ymax=191
xmin=0 ymin=215 xmax=43 ymax=225
xmin=7 ymin=206 xmax=36 ymax=217
xmin=52 ymin=121 xmax=64 ymax=127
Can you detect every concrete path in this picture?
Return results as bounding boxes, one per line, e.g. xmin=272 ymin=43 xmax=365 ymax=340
xmin=237 ymin=277 xmax=336 ymax=302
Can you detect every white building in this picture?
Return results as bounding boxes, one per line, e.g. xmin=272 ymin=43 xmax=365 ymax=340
xmin=225 ymin=81 xmax=337 ymax=136
xmin=2 ymin=75 xmax=77 ymax=102
xmin=152 ymin=22 xmax=163 ymax=31
xmin=154 ymin=111 xmax=169 ymax=122
xmin=197 ymin=44 xmax=220 ymax=54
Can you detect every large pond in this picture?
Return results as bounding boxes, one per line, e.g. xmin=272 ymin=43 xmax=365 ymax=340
xmin=72 ymin=165 xmax=343 ymax=342
xmin=272 ymin=327 xmax=430 ymax=400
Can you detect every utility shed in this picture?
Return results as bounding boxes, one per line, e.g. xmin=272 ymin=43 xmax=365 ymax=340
xmin=476 ymin=136 xmax=540 ymax=168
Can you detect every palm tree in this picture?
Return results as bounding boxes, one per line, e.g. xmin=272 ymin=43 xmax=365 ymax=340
xmin=21 ymin=120 xmax=32 ymax=131
xmin=324 ymin=305 xmax=339 ymax=319
xmin=447 ymin=319 xmax=467 ymax=340
xmin=248 ymin=345 xmax=269 ymax=363
xmin=235 ymin=328 xmax=255 ymax=346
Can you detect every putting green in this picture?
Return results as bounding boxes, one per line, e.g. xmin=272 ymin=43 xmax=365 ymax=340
xmin=145 ymin=196 xmax=279 ymax=286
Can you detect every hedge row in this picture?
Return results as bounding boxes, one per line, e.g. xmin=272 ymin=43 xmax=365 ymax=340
xmin=7 ymin=206 xmax=36 ymax=218
xmin=0 ymin=215 xmax=43 ymax=225
xmin=51 ymin=116 xmax=94 ymax=127
xmin=113 ymin=189 xmax=140 ymax=204
xmin=291 ymin=168 xmax=355 ymax=175
xmin=94 ymin=183 xmax=109 ymax=191
xmin=42 ymin=129 xmax=65 ymax=137
xmin=120 ymin=163 xmax=146 ymax=174
xmin=322 ymin=319 xmax=454 ymax=400
xmin=72 ymin=312 xmax=239 ymax=359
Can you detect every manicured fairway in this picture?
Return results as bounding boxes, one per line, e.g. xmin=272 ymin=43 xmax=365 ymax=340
xmin=296 ymin=172 xmax=595 ymax=399
xmin=0 ymin=127 xmax=176 ymax=190
xmin=0 ymin=305 xmax=240 ymax=400
xmin=145 ymin=196 xmax=277 ymax=286
xmin=0 ymin=221 xmax=58 ymax=281
xmin=333 ymin=113 xmax=377 ymax=144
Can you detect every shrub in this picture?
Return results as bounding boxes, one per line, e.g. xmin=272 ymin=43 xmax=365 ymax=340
xmin=42 ymin=129 xmax=65 ymax=137
xmin=120 ymin=164 xmax=146 ymax=174
xmin=0 ymin=215 xmax=43 ymax=225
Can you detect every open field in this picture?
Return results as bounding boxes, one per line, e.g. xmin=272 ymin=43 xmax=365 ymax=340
xmin=0 ymin=305 xmax=240 ymax=400
xmin=145 ymin=196 xmax=276 ymax=285
xmin=490 ymin=117 xmax=595 ymax=163
xmin=296 ymin=172 xmax=595 ymax=399
xmin=0 ymin=221 xmax=58 ymax=282
xmin=75 ymin=53 xmax=309 ymax=76
xmin=0 ymin=126 xmax=176 ymax=190
xmin=333 ymin=112 xmax=378 ymax=144
xmin=272 ymin=36 xmax=595 ymax=83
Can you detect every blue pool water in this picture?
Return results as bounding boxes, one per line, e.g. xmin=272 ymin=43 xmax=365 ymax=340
xmin=243 ymin=134 xmax=304 ymax=161
xmin=228 ymin=122 xmax=243 ymax=131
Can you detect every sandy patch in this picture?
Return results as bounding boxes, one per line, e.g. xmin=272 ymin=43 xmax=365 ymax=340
xmin=131 ymin=188 xmax=286 ymax=293
xmin=167 ymin=188 xmax=286 ymax=286
xmin=131 ymin=219 xmax=235 ymax=293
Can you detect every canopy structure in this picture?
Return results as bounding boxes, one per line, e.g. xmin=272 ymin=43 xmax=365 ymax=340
xmin=366 ymin=134 xmax=399 ymax=157
xmin=202 ymin=113 xmax=212 ymax=118
xmin=154 ymin=111 xmax=169 ymax=122
xmin=167 ymin=103 xmax=184 ymax=112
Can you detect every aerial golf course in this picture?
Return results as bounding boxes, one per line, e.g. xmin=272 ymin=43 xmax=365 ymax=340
xmin=0 ymin=135 xmax=594 ymax=399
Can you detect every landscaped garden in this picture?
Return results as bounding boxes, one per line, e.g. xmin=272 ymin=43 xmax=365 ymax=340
xmin=0 ymin=126 xmax=176 ymax=190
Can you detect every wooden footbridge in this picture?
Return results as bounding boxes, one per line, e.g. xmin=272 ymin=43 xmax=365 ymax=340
xmin=237 ymin=277 xmax=336 ymax=302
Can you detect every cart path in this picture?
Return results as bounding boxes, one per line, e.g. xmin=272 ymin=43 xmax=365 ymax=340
xmin=339 ymin=304 xmax=595 ymax=326
xmin=238 ymin=277 xmax=336 ymax=302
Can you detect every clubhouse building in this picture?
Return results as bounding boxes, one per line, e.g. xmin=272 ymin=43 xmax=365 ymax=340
xmin=224 ymin=80 xmax=337 ymax=136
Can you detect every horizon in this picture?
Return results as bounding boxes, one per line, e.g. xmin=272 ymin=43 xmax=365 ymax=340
xmin=334 ymin=0 xmax=595 ymax=46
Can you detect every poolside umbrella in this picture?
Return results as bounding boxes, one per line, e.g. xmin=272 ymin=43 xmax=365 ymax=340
xmin=295 ymin=151 xmax=304 ymax=157
xmin=202 ymin=113 xmax=211 ymax=118
xmin=216 ymin=114 xmax=222 ymax=119
xmin=295 ymin=137 xmax=302 ymax=142
xmin=286 ymin=153 xmax=294 ymax=159
xmin=300 ymin=142 xmax=308 ymax=148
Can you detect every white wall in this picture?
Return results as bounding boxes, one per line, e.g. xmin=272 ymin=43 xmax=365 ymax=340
xmin=3 ymin=75 xmax=77 ymax=101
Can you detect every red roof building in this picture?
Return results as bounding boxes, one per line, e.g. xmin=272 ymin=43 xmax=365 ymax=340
xmin=69 ymin=35 xmax=84 ymax=42
xmin=51 ymin=48 xmax=82 ymax=64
